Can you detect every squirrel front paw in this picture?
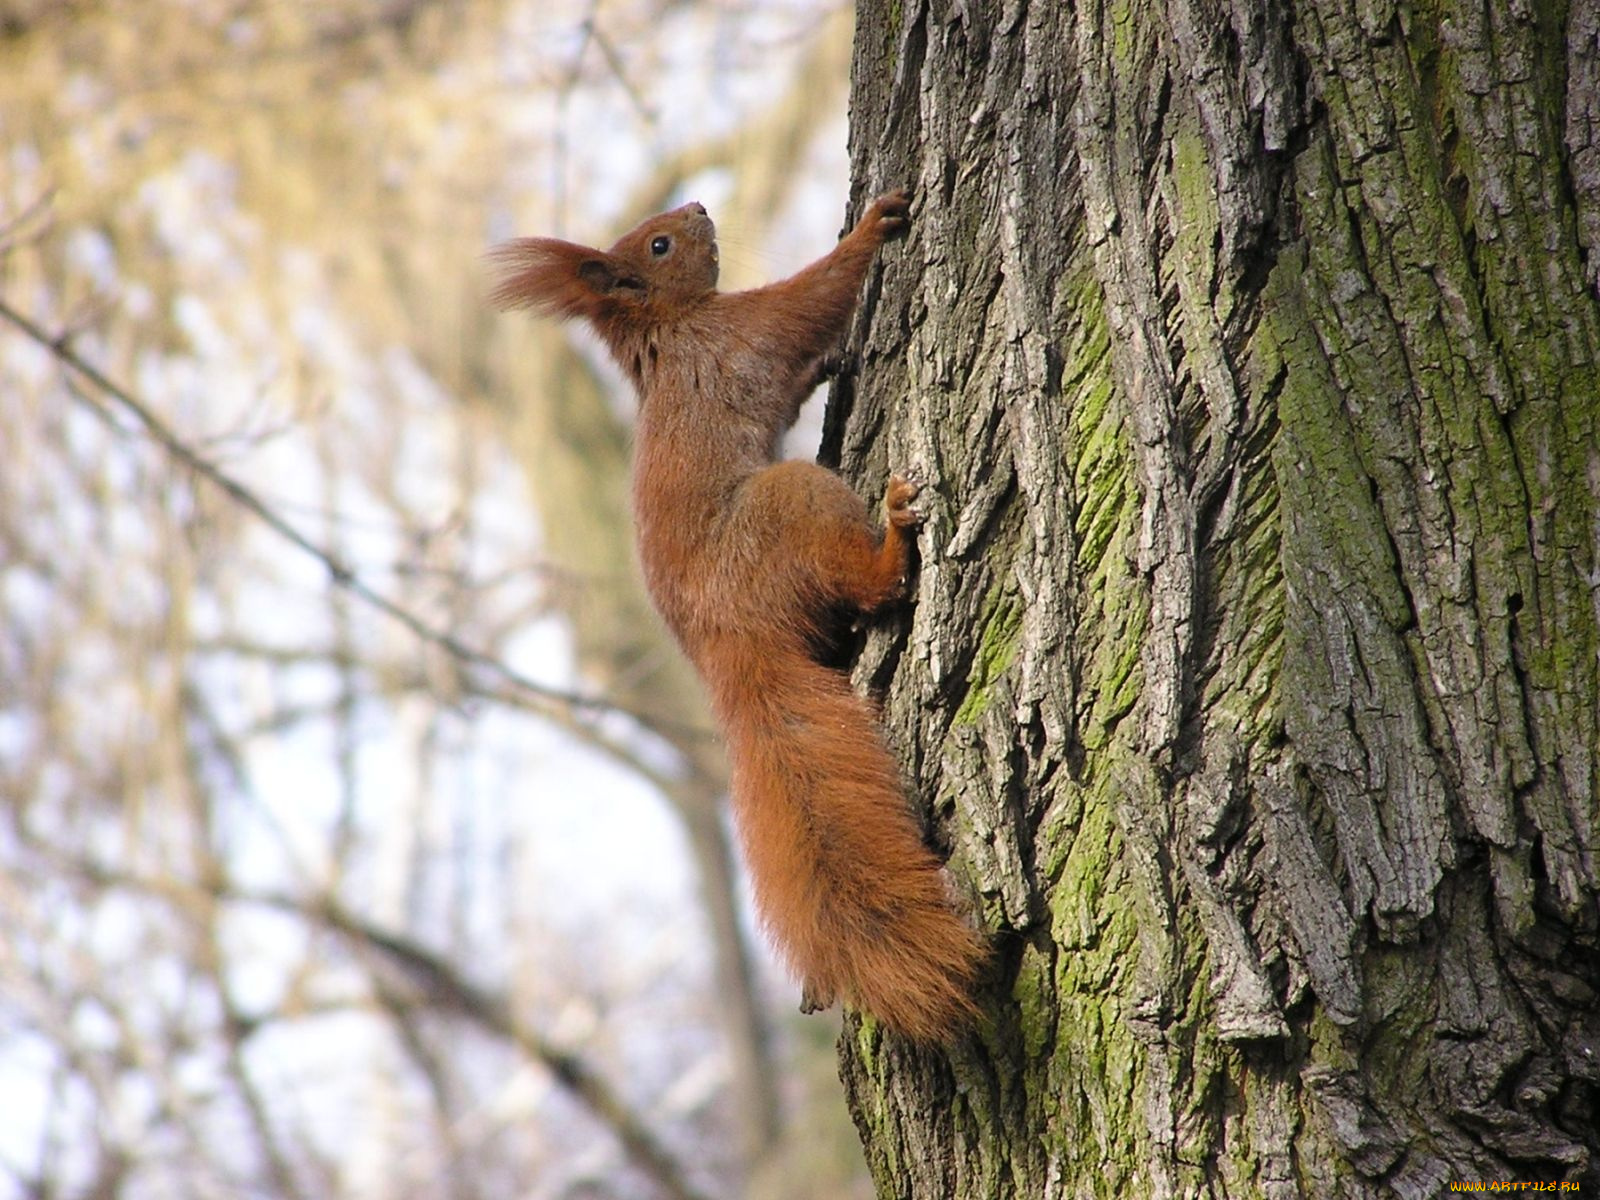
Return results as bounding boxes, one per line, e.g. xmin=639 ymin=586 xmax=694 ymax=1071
xmin=860 ymin=188 xmax=911 ymax=242
xmin=884 ymin=474 xmax=923 ymax=530
xmin=800 ymin=979 xmax=836 ymax=1015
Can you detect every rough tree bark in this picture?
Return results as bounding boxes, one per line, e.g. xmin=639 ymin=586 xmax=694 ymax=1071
xmin=827 ymin=0 xmax=1599 ymax=1195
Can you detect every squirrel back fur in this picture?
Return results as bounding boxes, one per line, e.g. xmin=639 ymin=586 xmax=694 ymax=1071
xmin=490 ymin=192 xmax=985 ymax=1040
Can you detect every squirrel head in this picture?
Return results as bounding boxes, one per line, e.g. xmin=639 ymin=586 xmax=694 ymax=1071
xmin=489 ymin=202 xmax=719 ymax=323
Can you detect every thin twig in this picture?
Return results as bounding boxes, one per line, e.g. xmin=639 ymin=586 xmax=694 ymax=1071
xmin=0 ymin=188 xmax=56 ymax=256
xmin=586 ymin=18 xmax=657 ymax=127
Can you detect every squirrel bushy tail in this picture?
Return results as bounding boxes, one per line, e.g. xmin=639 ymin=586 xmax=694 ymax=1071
xmin=709 ymin=639 xmax=985 ymax=1042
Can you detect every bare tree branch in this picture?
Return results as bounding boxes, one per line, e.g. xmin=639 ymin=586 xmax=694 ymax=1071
xmin=302 ymin=895 xmax=712 ymax=1200
xmin=0 ymin=294 xmax=710 ymax=749
xmin=40 ymin=849 xmax=713 ymax=1200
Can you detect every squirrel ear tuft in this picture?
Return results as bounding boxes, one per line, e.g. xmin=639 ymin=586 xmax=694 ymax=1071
xmin=487 ymin=238 xmax=626 ymax=319
xmin=575 ymin=258 xmax=615 ymax=293
xmin=577 ymin=258 xmax=646 ymax=297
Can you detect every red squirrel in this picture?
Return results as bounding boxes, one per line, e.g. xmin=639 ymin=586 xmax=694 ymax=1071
xmin=489 ymin=190 xmax=984 ymax=1041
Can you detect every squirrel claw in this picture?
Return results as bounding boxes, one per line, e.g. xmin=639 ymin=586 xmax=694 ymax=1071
xmin=800 ymin=981 xmax=834 ymax=1015
xmin=885 ymin=474 xmax=923 ymax=529
xmin=865 ymin=189 xmax=911 ymax=239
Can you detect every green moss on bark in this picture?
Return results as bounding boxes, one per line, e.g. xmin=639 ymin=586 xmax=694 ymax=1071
xmin=953 ymin=582 xmax=1023 ymax=726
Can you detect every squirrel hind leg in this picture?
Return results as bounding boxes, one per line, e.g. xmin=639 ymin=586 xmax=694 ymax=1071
xmin=838 ymin=475 xmax=923 ymax=614
xmin=830 ymin=521 xmax=914 ymax=615
xmin=739 ymin=461 xmax=917 ymax=614
xmin=795 ymin=470 xmax=923 ymax=616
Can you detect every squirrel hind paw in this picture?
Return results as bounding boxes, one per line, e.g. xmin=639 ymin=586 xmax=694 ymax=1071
xmin=884 ymin=474 xmax=924 ymax=528
xmin=873 ymin=188 xmax=911 ymax=221
xmin=863 ymin=189 xmax=912 ymax=240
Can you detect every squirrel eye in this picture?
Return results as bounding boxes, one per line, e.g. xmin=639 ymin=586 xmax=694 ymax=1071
xmin=649 ymin=235 xmax=671 ymax=256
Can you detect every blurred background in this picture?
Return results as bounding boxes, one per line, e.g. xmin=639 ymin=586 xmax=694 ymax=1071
xmin=0 ymin=2 xmax=868 ymax=1197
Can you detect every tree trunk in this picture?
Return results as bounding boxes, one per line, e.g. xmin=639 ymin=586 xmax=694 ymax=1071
xmin=830 ymin=0 xmax=1599 ymax=1195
